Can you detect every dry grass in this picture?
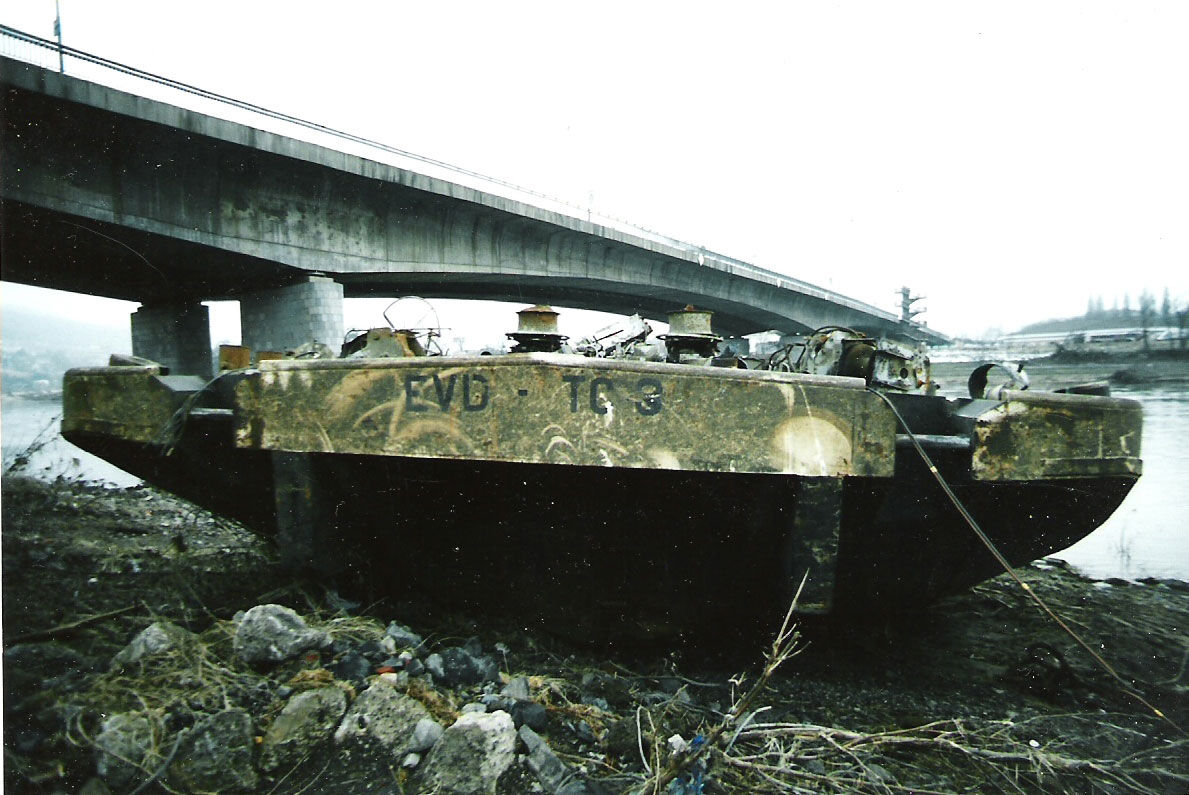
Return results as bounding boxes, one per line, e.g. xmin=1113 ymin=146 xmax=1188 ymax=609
xmin=710 ymin=714 xmax=1189 ymax=794
xmin=404 ymin=677 xmax=460 ymax=725
xmin=6 ymin=475 xmax=1187 ymax=794
xmin=634 ymin=576 xmax=808 ymax=794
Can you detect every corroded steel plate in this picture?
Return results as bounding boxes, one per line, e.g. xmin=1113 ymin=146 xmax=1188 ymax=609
xmin=971 ymin=389 xmax=1142 ymax=480
xmin=62 ymin=366 xmax=192 ymax=443
xmin=235 ymin=355 xmax=897 ymax=478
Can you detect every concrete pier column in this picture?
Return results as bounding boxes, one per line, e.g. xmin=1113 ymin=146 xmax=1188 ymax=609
xmin=130 ymin=302 xmax=213 ymax=377
xmin=240 ymin=276 xmax=344 ymax=355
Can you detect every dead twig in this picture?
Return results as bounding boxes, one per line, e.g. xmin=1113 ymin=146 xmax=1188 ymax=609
xmin=639 ymin=572 xmax=808 ymax=793
xmin=8 ymin=605 xmax=138 ymax=644
xmin=126 ymin=732 xmax=184 ymax=795
xmin=742 ymin=722 xmax=1105 ymax=772
xmin=719 ymin=716 xmax=1188 ymax=795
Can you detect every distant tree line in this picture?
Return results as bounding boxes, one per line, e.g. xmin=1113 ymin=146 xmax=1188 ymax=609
xmin=1020 ymin=287 xmax=1189 ymax=349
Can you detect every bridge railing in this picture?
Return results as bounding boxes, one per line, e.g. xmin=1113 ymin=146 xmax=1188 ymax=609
xmin=1 ymin=25 xmax=900 ymax=322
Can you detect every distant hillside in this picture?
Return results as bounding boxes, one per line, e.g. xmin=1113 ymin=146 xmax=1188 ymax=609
xmin=1 ymin=306 xmax=131 ymax=394
xmin=1017 ymin=309 xmax=1156 ymax=335
xmin=2 ymin=305 xmax=131 ymax=354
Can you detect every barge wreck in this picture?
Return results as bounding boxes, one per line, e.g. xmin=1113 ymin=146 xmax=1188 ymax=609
xmin=62 ymin=305 xmax=1142 ymax=631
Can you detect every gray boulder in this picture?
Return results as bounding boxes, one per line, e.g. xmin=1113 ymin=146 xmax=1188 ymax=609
xmin=501 ymin=676 xmax=532 ymax=701
xmin=385 ymin=620 xmax=425 ymax=653
xmin=94 ymin=713 xmax=156 ymax=791
xmin=333 ymin=680 xmax=432 ymax=758
xmin=509 ymin=700 xmax=548 ymax=731
xmin=168 ymin=710 xmax=258 ymax=793
xmin=519 ymin=725 xmax=568 ymax=793
xmin=410 ymin=716 xmax=445 ymax=753
xmin=260 ymin=687 xmax=348 ymax=772
xmin=111 ymin=622 xmax=192 ymax=668
xmin=428 ymin=646 xmax=500 ymax=687
xmin=233 ymin=604 xmax=330 ymax=665
xmin=330 ymin=649 xmax=372 ymax=684
xmin=519 ymin=725 xmax=611 ymax=795
xmin=404 ymin=654 xmax=426 ymax=677
xmin=426 ymin=652 xmax=447 ymax=681
xmin=420 ymin=710 xmax=516 ymax=794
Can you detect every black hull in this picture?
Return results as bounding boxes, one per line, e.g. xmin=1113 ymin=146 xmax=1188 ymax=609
xmin=64 ymin=424 xmax=1135 ymax=629
xmin=833 ymin=445 xmax=1136 ymax=611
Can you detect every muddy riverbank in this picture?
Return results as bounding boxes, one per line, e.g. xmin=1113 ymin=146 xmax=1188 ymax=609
xmin=930 ymin=351 xmax=1189 ymax=396
xmin=3 ymin=474 xmax=1188 ymax=794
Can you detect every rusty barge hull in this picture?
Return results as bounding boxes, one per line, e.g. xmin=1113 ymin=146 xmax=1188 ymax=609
xmin=62 ymin=354 xmax=1142 ymax=628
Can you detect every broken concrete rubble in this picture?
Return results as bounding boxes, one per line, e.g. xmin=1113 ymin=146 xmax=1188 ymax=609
xmin=6 ymin=472 xmax=1187 ymax=795
xmin=110 ymin=621 xmax=193 ymax=668
xmin=419 ymin=710 xmax=516 ymax=795
xmin=93 ymin=712 xmax=156 ymax=792
xmin=332 ymin=680 xmax=433 ymax=760
xmin=233 ymin=603 xmax=331 ymax=664
xmin=259 ymin=686 xmax=348 ymax=772
xmin=167 ymin=709 xmax=258 ymax=793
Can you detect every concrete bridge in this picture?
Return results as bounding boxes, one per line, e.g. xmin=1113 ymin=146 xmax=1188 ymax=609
xmin=1 ymin=36 xmax=943 ymax=376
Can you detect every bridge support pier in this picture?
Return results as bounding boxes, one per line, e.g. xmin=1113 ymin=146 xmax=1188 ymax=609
xmin=130 ymin=302 xmax=213 ymax=378
xmin=240 ymin=276 xmax=344 ymax=355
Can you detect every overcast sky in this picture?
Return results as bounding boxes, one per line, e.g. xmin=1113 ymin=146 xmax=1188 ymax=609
xmin=2 ymin=1 xmax=1187 ymax=342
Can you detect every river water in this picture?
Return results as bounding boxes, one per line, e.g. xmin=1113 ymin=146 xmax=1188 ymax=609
xmin=3 ymin=386 xmax=1187 ymax=581
xmin=1058 ymin=385 xmax=1189 ymax=580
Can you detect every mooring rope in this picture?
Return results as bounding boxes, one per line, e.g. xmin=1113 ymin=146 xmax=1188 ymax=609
xmin=867 ymin=387 xmax=1184 ymax=736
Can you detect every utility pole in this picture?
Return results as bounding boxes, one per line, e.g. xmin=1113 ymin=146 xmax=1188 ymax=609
xmin=899 ymin=286 xmax=925 ymax=324
xmin=54 ymin=0 xmax=64 ymax=73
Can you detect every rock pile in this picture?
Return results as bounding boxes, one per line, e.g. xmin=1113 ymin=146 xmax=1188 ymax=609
xmin=81 ymin=604 xmax=611 ymax=794
xmin=6 ymin=476 xmax=1189 ymax=794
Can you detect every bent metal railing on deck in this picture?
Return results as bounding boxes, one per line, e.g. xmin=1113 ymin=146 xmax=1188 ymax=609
xmin=0 ymin=25 xmax=902 ymax=321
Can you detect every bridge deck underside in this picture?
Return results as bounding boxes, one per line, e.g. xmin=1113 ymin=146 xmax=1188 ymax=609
xmin=2 ymin=201 xmax=807 ymax=336
xmin=2 ymin=58 xmax=936 ymax=342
